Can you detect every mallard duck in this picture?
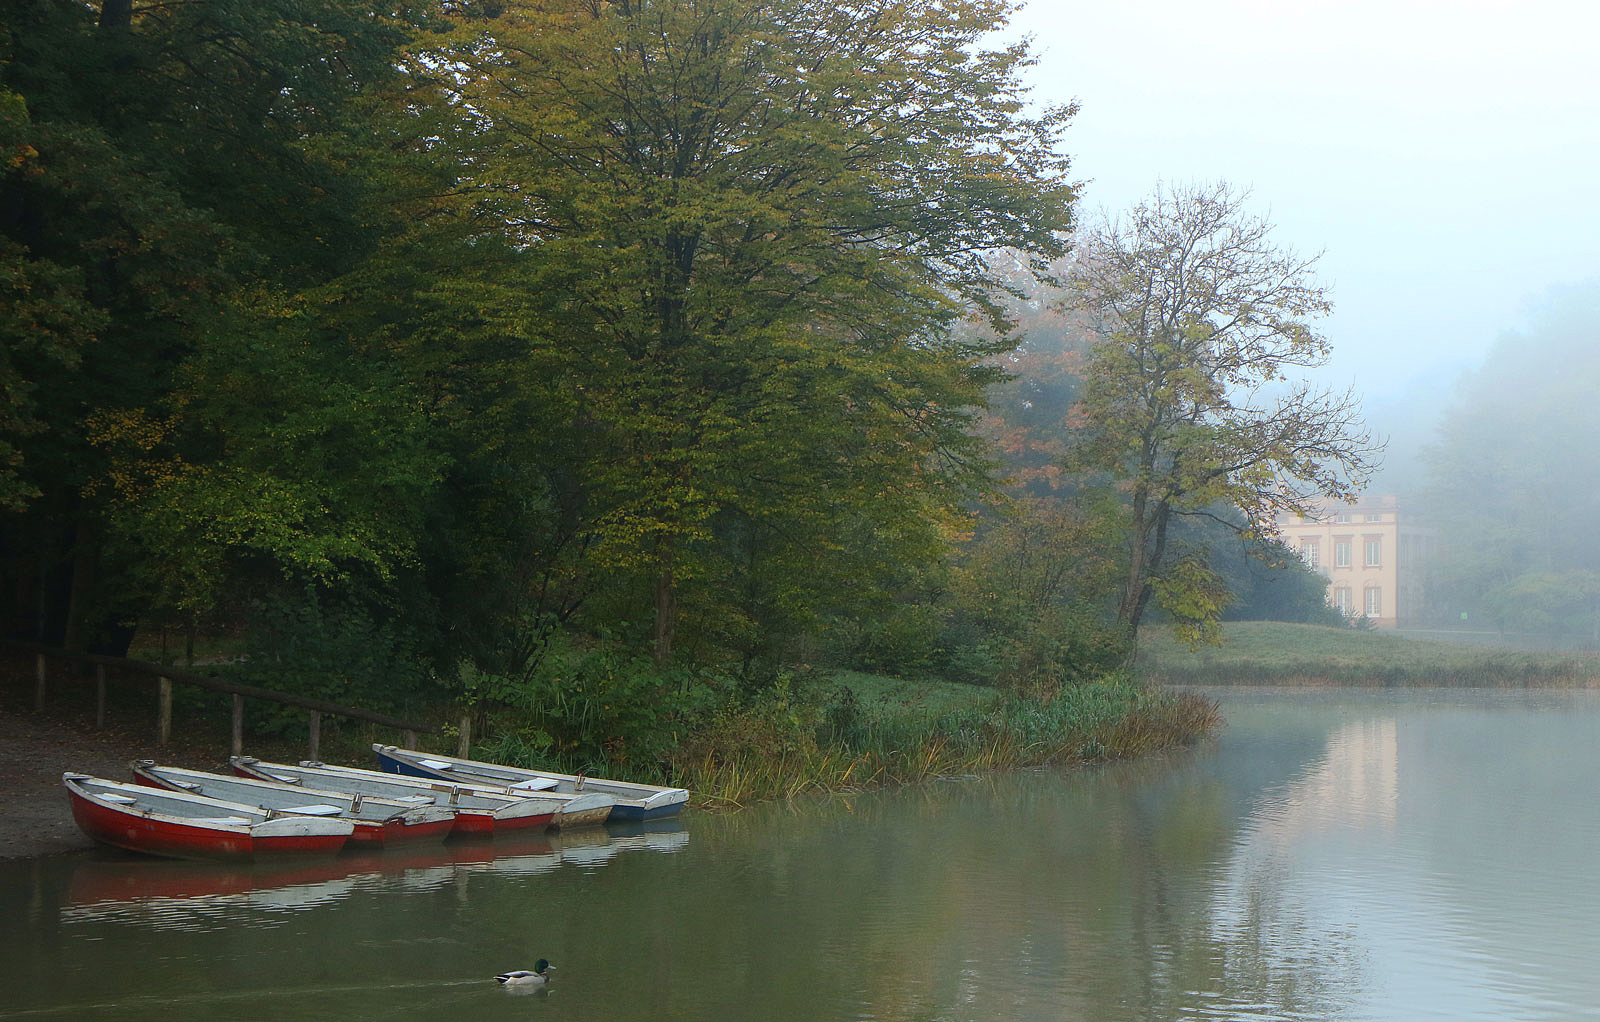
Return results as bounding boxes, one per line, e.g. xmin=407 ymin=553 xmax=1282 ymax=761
xmin=495 ymin=959 xmax=555 ymax=985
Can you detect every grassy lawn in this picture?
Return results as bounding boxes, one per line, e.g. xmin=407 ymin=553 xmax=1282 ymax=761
xmin=1136 ymin=621 xmax=1600 ymax=686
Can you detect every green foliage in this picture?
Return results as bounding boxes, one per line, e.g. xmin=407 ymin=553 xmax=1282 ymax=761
xmin=220 ymin=585 xmax=436 ymax=734
xmin=419 ymin=0 xmax=1077 ymax=663
xmin=993 ymin=604 xmax=1132 ymax=694
xmin=828 ymin=601 xmax=948 ymax=678
xmin=2 ymin=0 xmax=1215 ymax=770
xmin=1217 ymin=535 xmax=1347 ymax=626
xmin=467 ymin=634 xmax=724 ymax=776
xmin=1149 ymin=556 xmax=1231 ymax=647
xmin=0 ymin=0 xmax=428 ymax=649
xmin=935 ymin=492 xmax=1130 ymax=688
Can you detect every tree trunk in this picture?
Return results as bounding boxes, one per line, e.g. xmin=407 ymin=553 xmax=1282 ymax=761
xmin=1117 ymin=485 xmax=1151 ymax=627
xmin=1119 ymin=495 xmax=1172 ymax=636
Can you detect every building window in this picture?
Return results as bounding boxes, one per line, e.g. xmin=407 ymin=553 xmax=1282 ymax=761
xmin=1301 ymin=540 xmax=1319 ymax=568
xmin=1335 ymin=587 xmax=1352 ymax=614
xmin=1335 ymin=540 xmax=1351 ymax=568
xmin=1365 ymin=587 xmax=1382 ymax=617
xmin=1365 ymin=537 xmax=1382 ymax=567
xmin=1335 ymin=512 xmax=1352 ymax=523
xmin=1366 ymin=513 xmax=1384 ymax=522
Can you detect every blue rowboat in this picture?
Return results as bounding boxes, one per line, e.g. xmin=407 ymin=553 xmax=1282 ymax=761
xmin=371 ymin=745 xmax=688 ymax=822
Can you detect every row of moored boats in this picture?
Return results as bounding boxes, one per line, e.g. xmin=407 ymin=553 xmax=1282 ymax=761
xmin=64 ymin=744 xmax=689 ymax=860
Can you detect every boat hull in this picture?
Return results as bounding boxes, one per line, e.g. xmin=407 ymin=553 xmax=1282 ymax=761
xmin=552 ymin=803 xmax=615 ymax=829
xmin=64 ymin=775 xmax=351 ymax=861
xmin=351 ymin=812 xmax=458 ymax=848
xmin=602 ymin=802 xmax=676 ymax=823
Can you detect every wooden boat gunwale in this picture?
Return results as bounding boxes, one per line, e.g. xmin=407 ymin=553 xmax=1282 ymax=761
xmin=372 ymin=744 xmax=688 ymax=822
xmin=131 ymin=761 xmax=456 ymax=847
xmin=227 ymin=757 xmax=607 ymax=833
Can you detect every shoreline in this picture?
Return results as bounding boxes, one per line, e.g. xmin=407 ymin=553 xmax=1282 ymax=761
xmin=0 ymin=695 xmax=244 ymax=861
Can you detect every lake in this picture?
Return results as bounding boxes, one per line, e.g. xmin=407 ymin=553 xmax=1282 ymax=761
xmin=3 ymin=687 xmax=1597 ymax=1020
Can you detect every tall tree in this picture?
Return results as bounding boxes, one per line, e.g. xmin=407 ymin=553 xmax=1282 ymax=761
xmin=1063 ymin=181 xmax=1378 ymax=642
xmin=0 ymin=0 xmax=423 ymax=649
xmin=431 ymin=0 xmax=1078 ymax=664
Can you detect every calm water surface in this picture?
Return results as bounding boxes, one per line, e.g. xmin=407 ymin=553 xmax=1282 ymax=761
xmin=3 ymin=687 xmax=1598 ymax=1021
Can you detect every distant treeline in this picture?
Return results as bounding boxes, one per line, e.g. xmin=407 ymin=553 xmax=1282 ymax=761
xmin=1417 ymin=283 xmax=1600 ymax=645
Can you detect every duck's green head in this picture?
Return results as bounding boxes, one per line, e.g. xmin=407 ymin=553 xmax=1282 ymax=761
xmin=534 ymin=958 xmax=552 ymax=974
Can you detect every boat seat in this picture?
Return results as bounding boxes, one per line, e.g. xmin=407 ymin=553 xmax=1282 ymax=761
xmin=99 ymin=793 xmax=138 ymax=804
xmin=394 ymin=795 xmax=435 ymax=804
xmin=419 ymin=759 xmax=454 ymax=770
xmin=281 ymin=804 xmax=344 ymax=816
xmin=508 ymin=778 xmax=560 ymax=792
xmin=193 ymin=816 xmax=252 ymax=826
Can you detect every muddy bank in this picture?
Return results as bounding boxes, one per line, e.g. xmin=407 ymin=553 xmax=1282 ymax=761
xmin=0 ymin=664 xmax=238 ymax=860
xmin=0 ymin=709 xmax=176 ymax=859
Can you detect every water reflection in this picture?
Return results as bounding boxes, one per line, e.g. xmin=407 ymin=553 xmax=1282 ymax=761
xmin=55 ymin=821 xmax=689 ymax=933
xmin=1204 ymin=718 xmax=1400 ymax=1018
xmin=1202 ymin=691 xmax=1600 ymax=1022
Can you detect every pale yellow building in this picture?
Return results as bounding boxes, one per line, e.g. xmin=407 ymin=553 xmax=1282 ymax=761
xmin=1274 ymin=495 xmax=1433 ymax=628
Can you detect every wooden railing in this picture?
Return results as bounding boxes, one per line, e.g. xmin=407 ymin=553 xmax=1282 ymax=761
xmin=10 ymin=640 xmax=442 ymax=762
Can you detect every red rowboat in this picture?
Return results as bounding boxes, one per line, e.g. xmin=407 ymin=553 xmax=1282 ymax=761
xmin=64 ymin=773 xmax=353 ymax=860
xmin=131 ymin=761 xmax=457 ymax=849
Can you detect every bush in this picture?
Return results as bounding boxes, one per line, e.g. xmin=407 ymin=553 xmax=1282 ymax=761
xmin=465 ymin=634 xmax=725 ymax=778
xmin=826 ymin=602 xmax=945 ymax=676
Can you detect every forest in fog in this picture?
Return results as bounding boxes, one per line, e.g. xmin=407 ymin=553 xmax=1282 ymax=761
xmin=1415 ymin=283 xmax=1600 ymax=642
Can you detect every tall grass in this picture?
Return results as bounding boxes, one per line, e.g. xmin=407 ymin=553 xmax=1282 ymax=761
xmin=1137 ymin=621 xmax=1600 ymax=687
xmin=671 ymin=675 xmax=1220 ymax=809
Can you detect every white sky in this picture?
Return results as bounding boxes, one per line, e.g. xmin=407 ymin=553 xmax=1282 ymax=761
xmin=1010 ymin=0 xmax=1600 ymax=416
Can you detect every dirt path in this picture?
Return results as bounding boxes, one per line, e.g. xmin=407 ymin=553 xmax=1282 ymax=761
xmin=0 ymin=708 xmax=170 ymax=859
xmin=0 ymin=660 xmax=238 ymax=860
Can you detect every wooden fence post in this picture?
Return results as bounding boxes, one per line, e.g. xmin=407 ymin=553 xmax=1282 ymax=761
xmin=231 ymin=694 xmax=244 ymax=757
xmin=34 ymin=654 xmax=46 ymax=712
xmin=458 ymin=714 xmax=472 ymax=758
xmin=308 ymin=710 xmax=321 ymax=763
xmin=402 ymin=730 xmax=418 ymax=751
xmin=157 ymin=677 xmax=172 ymax=745
xmin=95 ymin=665 xmax=107 ymax=728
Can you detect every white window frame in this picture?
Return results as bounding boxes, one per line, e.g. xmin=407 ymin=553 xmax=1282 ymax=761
xmin=1301 ymin=540 xmax=1320 ymax=568
xmin=1365 ymin=537 xmax=1382 ymax=567
xmin=1335 ymin=540 xmax=1351 ymax=568
xmin=1365 ymin=587 xmax=1382 ymax=617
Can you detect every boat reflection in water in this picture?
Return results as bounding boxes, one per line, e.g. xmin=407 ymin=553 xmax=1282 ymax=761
xmin=63 ymin=820 xmax=688 ymax=931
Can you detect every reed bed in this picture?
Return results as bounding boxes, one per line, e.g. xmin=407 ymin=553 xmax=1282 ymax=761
xmin=673 ymin=676 xmax=1221 ymax=809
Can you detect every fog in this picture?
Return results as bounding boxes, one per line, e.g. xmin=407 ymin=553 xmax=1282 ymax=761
xmin=1010 ymin=0 xmax=1600 ymax=495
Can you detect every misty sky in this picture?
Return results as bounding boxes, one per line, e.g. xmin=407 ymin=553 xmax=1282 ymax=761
xmin=1010 ymin=0 xmax=1600 ymax=478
